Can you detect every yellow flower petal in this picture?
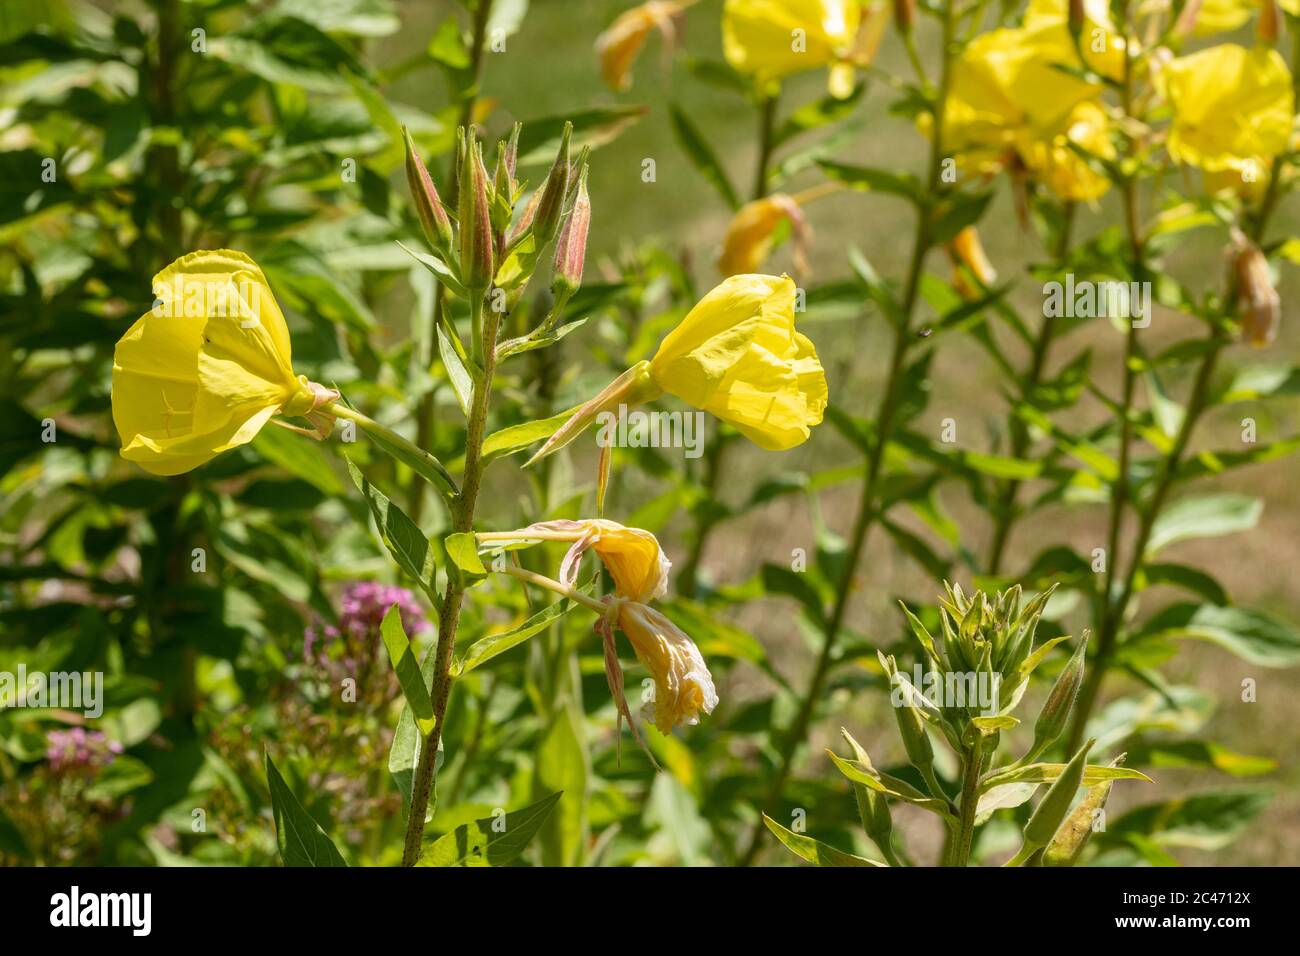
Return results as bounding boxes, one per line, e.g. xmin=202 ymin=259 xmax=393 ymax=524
xmin=722 ymin=0 xmax=860 ymax=92
xmin=594 ymin=1 xmax=685 ymax=92
xmin=111 ymin=249 xmax=312 ymax=475
xmin=1165 ymin=44 xmax=1295 ymax=173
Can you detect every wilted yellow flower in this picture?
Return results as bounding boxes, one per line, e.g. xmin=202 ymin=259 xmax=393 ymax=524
xmin=717 ymin=193 xmax=810 ymax=276
xmin=722 ymin=0 xmax=867 ymax=98
xmin=112 ymin=250 xmax=337 ymax=476
xmin=1165 ymin=44 xmax=1294 ymax=173
xmin=614 ymin=601 xmax=718 ymax=732
xmin=479 ymin=519 xmax=670 ymax=603
xmin=947 ymin=226 xmax=996 ymax=299
xmin=1233 ymin=237 xmax=1281 ymax=347
xmin=595 ymin=1 xmax=688 ymax=91
xmin=529 ymin=274 xmax=827 ymax=462
xmin=480 ymin=520 xmax=716 ymax=733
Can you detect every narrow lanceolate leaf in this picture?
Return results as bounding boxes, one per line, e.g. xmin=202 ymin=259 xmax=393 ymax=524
xmin=981 ymin=762 xmax=1152 ymax=793
xmin=669 ymin=103 xmax=739 ymax=209
xmin=265 ymin=753 xmax=347 ymax=867
xmin=438 ymin=323 xmax=475 ymax=417
xmin=481 ymin=406 xmax=581 ymax=461
xmin=347 ymin=461 xmax=440 ymax=609
xmin=380 ymin=606 xmax=435 ymax=736
xmin=762 ymin=814 xmax=884 ymax=867
xmin=417 ymin=792 xmax=562 ymax=866
xmin=456 ymin=597 xmax=579 ymax=674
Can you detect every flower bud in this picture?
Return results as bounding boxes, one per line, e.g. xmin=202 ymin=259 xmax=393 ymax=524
xmin=1067 ymin=0 xmax=1085 ymax=36
xmin=1234 ymin=239 xmax=1280 ymax=347
xmin=551 ymin=164 xmax=591 ymax=297
xmin=1259 ymin=0 xmax=1281 ymax=45
xmin=893 ymin=0 xmax=914 ymax=34
xmin=1029 ymin=635 xmax=1087 ymax=758
xmin=1043 ymin=755 xmax=1124 ymax=866
xmin=458 ymin=131 xmax=496 ymax=294
xmin=532 ymin=121 xmax=573 ymax=245
xmin=404 ymin=127 xmax=453 ymax=255
xmin=1022 ymin=737 xmax=1094 ymax=851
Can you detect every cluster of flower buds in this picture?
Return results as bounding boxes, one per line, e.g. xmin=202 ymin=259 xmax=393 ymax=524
xmin=45 ymin=727 xmax=122 ymax=773
xmin=403 ymin=121 xmax=592 ymax=329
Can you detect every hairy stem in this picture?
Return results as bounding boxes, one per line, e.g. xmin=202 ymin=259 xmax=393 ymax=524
xmin=951 ymin=738 xmax=985 ymax=867
xmin=401 ymin=295 xmax=500 ymax=866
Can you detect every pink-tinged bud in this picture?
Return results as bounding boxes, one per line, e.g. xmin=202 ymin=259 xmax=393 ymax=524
xmin=504 ymin=122 xmax=521 ymax=186
xmin=532 ymin=121 xmax=573 ymax=245
xmin=552 ymin=165 xmax=591 ymax=296
xmin=458 ymin=131 xmax=496 ymax=294
xmin=1067 ymin=0 xmax=1085 ymax=35
xmin=1258 ymin=0 xmax=1280 ymax=44
xmin=404 ymin=127 xmax=454 ymax=255
xmin=1234 ymin=240 xmax=1280 ymax=347
xmin=1174 ymin=0 xmax=1203 ymax=39
xmin=894 ymin=0 xmax=914 ymax=34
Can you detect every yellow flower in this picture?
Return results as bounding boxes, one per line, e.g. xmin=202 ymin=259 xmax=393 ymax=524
xmin=528 ymin=274 xmax=827 ymax=462
xmin=1165 ymin=44 xmax=1295 ymax=173
xmin=647 ymin=274 xmax=827 ymax=450
xmin=594 ymin=1 xmax=688 ymax=91
xmin=939 ymin=20 xmax=1120 ymax=196
xmin=717 ymin=193 xmax=810 ymax=277
xmin=111 ymin=250 xmax=336 ymax=476
xmin=479 ymin=519 xmax=670 ymax=603
xmin=1015 ymin=100 xmax=1116 ymax=202
xmin=614 ymin=601 xmax=718 ymax=732
xmin=722 ymin=0 xmax=865 ymax=98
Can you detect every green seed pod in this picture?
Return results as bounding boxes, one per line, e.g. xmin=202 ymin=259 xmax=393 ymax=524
xmin=1043 ymin=755 xmax=1123 ymax=867
xmin=532 ymin=121 xmax=572 ymax=245
xmin=1023 ymin=737 xmax=1095 ymax=851
xmin=1029 ymin=634 xmax=1088 ymax=756
xmin=551 ymin=163 xmax=590 ymax=297
xmin=894 ymin=697 xmax=935 ymax=772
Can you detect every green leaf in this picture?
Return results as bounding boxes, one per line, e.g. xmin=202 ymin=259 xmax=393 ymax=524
xmin=482 ymin=406 xmax=580 ymax=461
xmin=389 ymin=650 xmax=439 ymax=813
xmin=774 ymin=84 xmax=864 ymax=145
xmin=417 ymin=792 xmax=562 ymax=866
xmin=981 ymin=762 xmax=1152 ymax=792
xmin=265 ymin=752 xmax=347 ymax=867
xmin=669 ymin=103 xmax=740 ymax=209
xmin=437 ymin=323 xmax=476 ymax=417
xmin=252 ymin=426 xmax=346 ymax=495
xmin=1108 ymin=789 xmax=1271 ymax=850
xmin=347 ymin=460 xmax=440 ymax=607
xmin=398 ymin=241 xmax=467 ymax=298
xmin=1125 ymin=740 xmax=1277 ymax=777
xmin=444 ymin=531 xmax=486 ymax=582
xmin=1141 ymin=563 xmax=1229 ymax=605
xmin=762 ymin=814 xmax=884 ymax=867
xmin=456 ymin=597 xmax=579 ymax=673
xmin=515 ymin=106 xmax=647 ymax=166
xmin=1146 ymin=494 xmax=1262 ymax=555
xmin=380 ymin=605 xmax=436 ymax=735
xmin=760 ymin=563 xmax=825 ymax=626
xmin=535 ymin=702 xmax=588 ymax=866
xmin=1135 ymin=603 xmax=1300 ymax=667
xmin=817 ymin=160 xmax=921 ymax=203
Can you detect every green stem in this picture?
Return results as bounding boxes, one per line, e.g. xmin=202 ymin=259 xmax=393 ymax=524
xmin=1064 ymin=21 xmax=1299 ymax=753
xmin=327 ymin=404 xmax=459 ymax=499
xmin=951 ymin=738 xmax=985 ymax=867
xmin=401 ymin=295 xmax=499 ymax=866
xmin=410 ymin=0 xmax=495 ymax=524
xmin=736 ymin=0 xmax=958 ymax=867
xmin=986 ymin=202 xmax=1075 ymax=575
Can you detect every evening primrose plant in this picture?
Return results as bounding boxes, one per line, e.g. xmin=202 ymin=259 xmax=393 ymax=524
xmin=765 ymin=585 xmax=1151 ymax=867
